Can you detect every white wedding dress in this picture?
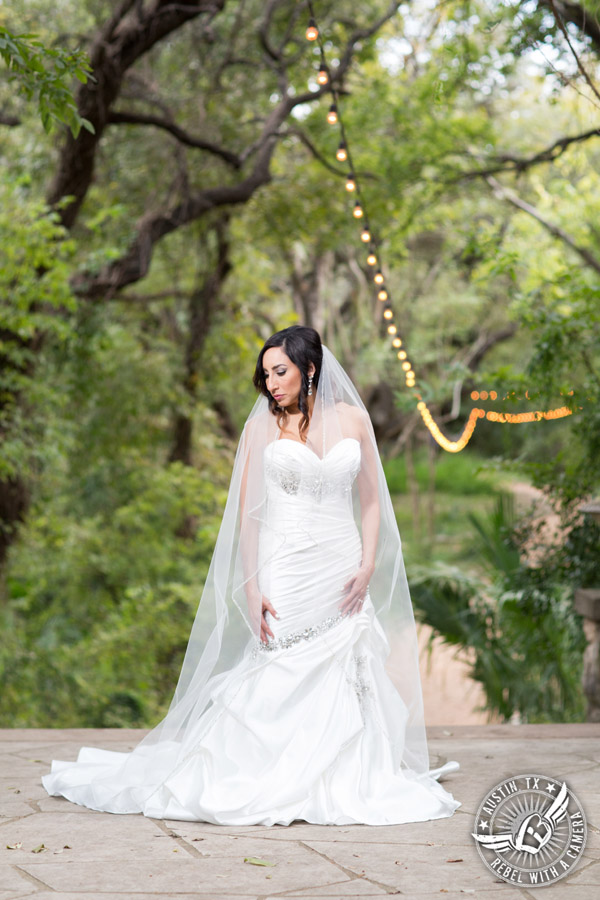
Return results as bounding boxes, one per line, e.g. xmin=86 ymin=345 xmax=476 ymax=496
xmin=42 ymin=436 xmax=461 ymax=826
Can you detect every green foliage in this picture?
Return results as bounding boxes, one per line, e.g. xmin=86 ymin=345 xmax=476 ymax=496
xmin=0 ymin=236 xmax=238 ymax=727
xmin=1 ymin=458 xmax=228 ymax=727
xmin=409 ymin=493 xmax=587 ymax=723
xmin=0 ymin=0 xmax=598 ymax=730
xmin=0 ymin=174 xmax=77 ymax=498
xmin=556 ymin=517 xmax=600 ymax=590
xmin=0 ymin=25 xmax=94 ymax=136
xmin=0 ymin=303 xmax=235 ymax=728
xmin=383 ymin=446 xmax=499 ymax=495
xmin=514 ymin=271 xmax=600 ymax=507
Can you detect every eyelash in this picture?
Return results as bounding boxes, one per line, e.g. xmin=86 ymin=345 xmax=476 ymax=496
xmin=264 ymin=371 xmax=286 ymax=377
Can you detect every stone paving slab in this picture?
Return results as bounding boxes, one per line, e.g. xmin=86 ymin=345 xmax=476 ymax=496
xmin=0 ymin=725 xmax=598 ymax=899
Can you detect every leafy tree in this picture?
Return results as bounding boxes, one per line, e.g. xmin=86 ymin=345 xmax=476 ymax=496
xmin=409 ymin=492 xmax=589 ymax=723
xmin=1 ymin=0 xmax=599 ymax=727
xmin=0 ymin=24 xmax=94 ymax=134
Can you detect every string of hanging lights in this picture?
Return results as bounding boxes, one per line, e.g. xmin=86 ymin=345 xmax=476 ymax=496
xmin=304 ymin=4 xmax=576 ymax=452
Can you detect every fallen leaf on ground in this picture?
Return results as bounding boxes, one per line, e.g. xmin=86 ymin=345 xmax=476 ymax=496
xmin=31 ymin=844 xmax=47 ymax=853
xmin=446 ymin=858 xmax=463 ymax=863
xmin=6 ymin=842 xmax=22 ymax=850
xmin=244 ymin=856 xmax=276 ymax=866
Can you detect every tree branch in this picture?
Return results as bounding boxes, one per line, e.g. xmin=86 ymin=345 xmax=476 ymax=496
xmin=72 ymin=100 xmax=287 ymax=298
xmin=547 ymin=0 xmax=600 ymax=104
xmin=71 ymin=3 xmax=400 ymax=299
xmin=485 ymin=173 xmax=600 ymax=275
xmin=46 ymin=0 xmax=226 ymax=229
xmin=107 ymin=109 xmax=242 ymax=167
xmin=446 ymin=127 xmax=600 ymax=182
xmin=287 ymin=0 xmax=403 ymax=106
xmin=538 ymin=0 xmax=600 ymax=56
xmin=444 ymin=325 xmax=519 ymax=422
xmin=279 ymin=124 xmax=378 ymax=181
xmin=0 ymin=112 xmax=20 ymax=126
xmin=119 ymin=289 xmax=193 ymax=302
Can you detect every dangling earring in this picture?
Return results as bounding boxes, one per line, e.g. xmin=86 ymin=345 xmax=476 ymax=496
xmin=308 ymin=374 xmax=313 ymax=396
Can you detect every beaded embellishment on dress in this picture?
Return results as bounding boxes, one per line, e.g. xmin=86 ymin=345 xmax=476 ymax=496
xmin=264 ymin=461 xmax=355 ymax=497
xmin=251 ymin=610 xmax=347 ymax=658
xmin=348 ymin=653 xmax=372 ymax=721
xmin=264 ymin=437 xmax=361 ymax=500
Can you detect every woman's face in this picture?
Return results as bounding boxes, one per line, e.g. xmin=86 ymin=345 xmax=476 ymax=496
xmin=262 ymin=347 xmax=315 ymax=409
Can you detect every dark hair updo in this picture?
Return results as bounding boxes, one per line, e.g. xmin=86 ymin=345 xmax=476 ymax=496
xmin=252 ymin=325 xmax=323 ymax=441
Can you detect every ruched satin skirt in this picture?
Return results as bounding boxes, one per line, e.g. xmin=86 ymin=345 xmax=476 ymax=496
xmin=42 ymin=494 xmax=461 ymax=825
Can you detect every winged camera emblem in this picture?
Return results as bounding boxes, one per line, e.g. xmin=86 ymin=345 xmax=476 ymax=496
xmin=472 ymin=781 xmax=569 ymax=856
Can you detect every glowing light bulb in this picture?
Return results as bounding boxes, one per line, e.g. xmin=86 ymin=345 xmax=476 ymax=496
xmin=336 ymin=141 xmax=347 ymax=162
xmin=306 ymin=18 xmax=318 ymax=40
xmin=402 ymin=361 xmax=411 ymax=371
xmin=367 ymin=253 xmax=377 ymax=266
xmin=398 ymin=350 xmax=407 ymax=359
xmin=383 ymin=309 xmax=393 ymax=319
xmin=392 ymin=338 xmax=402 ymax=348
xmin=378 ymin=289 xmax=388 ymax=301
xmin=327 ymin=103 xmax=338 ymax=124
xmin=361 ymin=228 xmax=371 ymax=242
xmin=353 ymin=202 xmax=363 ymax=218
xmin=374 ymin=270 xmax=384 ymax=284
xmin=317 ymin=64 xmax=329 ymax=85
xmin=387 ymin=324 xmax=397 ymax=334
xmin=345 ymin=173 xmax=356 ymax=191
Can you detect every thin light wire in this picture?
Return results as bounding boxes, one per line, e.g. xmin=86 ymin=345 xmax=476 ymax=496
xmin=304 ymin=4 xmax=579 ymax=451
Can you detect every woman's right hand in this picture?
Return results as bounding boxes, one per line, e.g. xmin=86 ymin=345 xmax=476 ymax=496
xmin=247 ymin=587 xmax=279 ymax=644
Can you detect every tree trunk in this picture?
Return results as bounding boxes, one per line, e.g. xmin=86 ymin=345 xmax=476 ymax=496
xmin=169 ymin=215 xmax=232 ymax=468
xmin=0 ymin=1 xmax=403 ymax=563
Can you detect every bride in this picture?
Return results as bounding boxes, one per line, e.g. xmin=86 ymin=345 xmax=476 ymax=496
xmin=42 ymin=325 xmax=461 ymax=826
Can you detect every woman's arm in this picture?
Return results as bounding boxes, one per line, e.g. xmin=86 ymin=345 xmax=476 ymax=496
xmin=338 ymin=407 xmax=381 ymax=616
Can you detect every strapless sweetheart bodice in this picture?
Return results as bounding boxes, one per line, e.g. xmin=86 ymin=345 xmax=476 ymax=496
xmin=264 ymin=436 xmax=361 ymax=502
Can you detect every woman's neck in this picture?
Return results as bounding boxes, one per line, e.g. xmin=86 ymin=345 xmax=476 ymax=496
xmin=284 ymin=394 xmax=314 ymax=417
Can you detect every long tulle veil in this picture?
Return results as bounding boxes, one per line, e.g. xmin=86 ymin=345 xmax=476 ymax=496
xmin=45 ymin=340 xmax=439 ymax=811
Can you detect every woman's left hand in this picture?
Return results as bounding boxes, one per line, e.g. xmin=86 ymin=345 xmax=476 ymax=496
xmin=338 ymin=564 xmax=373 ymax=617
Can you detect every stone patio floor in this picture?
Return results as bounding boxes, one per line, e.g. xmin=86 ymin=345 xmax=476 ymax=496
xmin=1 ymin=724 xmax=598 ymax=899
